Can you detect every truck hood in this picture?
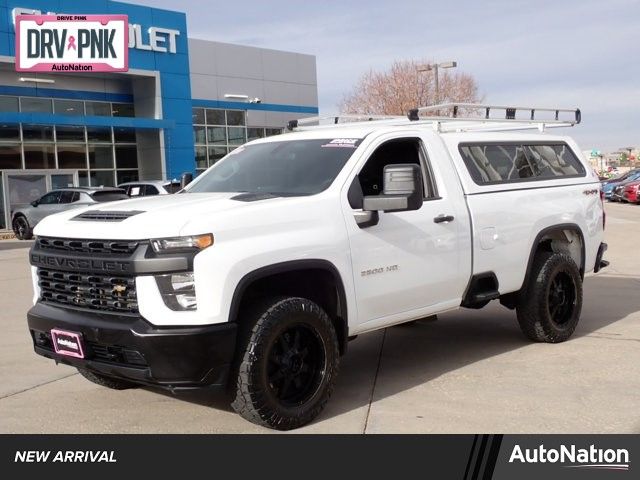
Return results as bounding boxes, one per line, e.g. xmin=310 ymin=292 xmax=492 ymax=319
xmin=33 ymin=192 xmax=309 ymax=239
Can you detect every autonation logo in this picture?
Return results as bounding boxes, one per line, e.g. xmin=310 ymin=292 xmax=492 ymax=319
xmin=509 ymin=444 xmax=630 ymax=471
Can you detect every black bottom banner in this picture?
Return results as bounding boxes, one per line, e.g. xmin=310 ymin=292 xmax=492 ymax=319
xmin=0 ymin=434 xmax=636 ymax=479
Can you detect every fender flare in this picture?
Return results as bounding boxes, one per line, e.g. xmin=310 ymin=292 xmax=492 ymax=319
xmin=519 ymin=223 xmax=586 ymax=292
xmin=228 ymin=259 xmax=349 ymax=350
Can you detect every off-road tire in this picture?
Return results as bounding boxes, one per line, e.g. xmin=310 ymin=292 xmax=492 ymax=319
xmin=78 ymin=368 xmax=137 ymax=390
xmin=12 ymin=215 xmax=32 ymax=240
xmin=231 ymin=297 xmax=340 ymax=430
xmin=516 ymin=251 xmax=583 ymax=343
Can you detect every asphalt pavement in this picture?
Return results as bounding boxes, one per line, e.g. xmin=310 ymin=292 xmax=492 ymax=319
xmin=0 ymin=202 xmax=638 ymax=433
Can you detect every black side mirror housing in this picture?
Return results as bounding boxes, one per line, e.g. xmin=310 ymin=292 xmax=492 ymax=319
xmin=30 ymin=200 xmax=39 ymax=207
xmin=363 ymin=164 xmax=424 ymax=213
xmin=180 ymin=172 xmax=194 ymax=189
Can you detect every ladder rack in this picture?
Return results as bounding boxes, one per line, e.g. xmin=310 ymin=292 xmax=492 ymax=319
xmin=286 ymin=103 xmax=581 ymax=133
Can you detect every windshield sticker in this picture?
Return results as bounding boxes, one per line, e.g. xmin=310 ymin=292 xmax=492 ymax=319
xmin=321 ymin=138 xmax=360 ymax=148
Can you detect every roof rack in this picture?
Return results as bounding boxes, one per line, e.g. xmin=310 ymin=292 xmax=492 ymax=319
xmin=286 ymin=103 xmax=581 ymax=133
xmin=287 ymin=114 xmax=404 ymax=131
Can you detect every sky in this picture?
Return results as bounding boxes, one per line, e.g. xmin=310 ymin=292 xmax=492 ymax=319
xmin=137 ymin=0 xmax=640 ymax=152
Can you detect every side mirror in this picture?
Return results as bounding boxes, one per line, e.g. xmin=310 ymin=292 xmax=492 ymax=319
xmin=363 ymin=164 xmax=424 ymax=213
xmin=180 ymin=172 xmax=194 ymax=189
xmin=30 ymin=200 xmax=39 ymax=207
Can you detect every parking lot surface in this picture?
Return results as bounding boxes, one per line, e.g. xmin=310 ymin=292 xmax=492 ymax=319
xmin=0 ymin=202 xmax=638 ymax=433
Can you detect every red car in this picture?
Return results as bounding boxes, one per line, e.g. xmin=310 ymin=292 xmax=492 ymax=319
xmin=623 ymin=181 xmax=640 ymax=204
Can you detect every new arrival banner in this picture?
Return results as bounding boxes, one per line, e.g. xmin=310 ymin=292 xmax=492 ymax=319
xmin=15 ymin=14 xmax=128 ymax=72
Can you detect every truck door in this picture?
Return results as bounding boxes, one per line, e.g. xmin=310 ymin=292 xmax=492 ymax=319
xmin=343 ymin=134 xmax=466 ymax=330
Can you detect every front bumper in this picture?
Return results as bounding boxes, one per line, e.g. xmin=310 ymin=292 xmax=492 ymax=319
xmin=27 ymin=302 xmax=237 ymax=390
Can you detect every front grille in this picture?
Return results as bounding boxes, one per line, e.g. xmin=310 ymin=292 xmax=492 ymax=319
xmin=38 ymin=268 xmax=138 ymax=314
xmin=37 ymin=236 xmax=141 ymax=255
xmin=72 ymin=210 xmax=144 ymax=222
xmin=87 ymin=342 xmax=147 ymax=366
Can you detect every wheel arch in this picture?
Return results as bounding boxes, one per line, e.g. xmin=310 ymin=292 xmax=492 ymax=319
xmin=519 ymin=223 xmax=586 ymax=292
xmin=229 ymin=259 xmax=349 ymax=354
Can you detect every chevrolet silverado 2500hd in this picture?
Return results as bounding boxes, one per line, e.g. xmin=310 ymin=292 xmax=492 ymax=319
xmin=26 ymin=103 xmax=608 ymax=430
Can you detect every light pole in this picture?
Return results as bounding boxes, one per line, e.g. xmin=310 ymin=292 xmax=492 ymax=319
xmin=418 ymin=61 xmax=457 ymax=107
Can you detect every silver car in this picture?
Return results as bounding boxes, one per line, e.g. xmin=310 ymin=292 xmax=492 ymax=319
xmin=11 ymin=187 xmax=129 ymax=240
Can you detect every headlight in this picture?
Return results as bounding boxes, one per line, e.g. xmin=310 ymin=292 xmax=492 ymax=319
xmin=156 ymin=272 xmax=197 ymax=311
xmin=150 ymin=234 xmax=213 ymax=254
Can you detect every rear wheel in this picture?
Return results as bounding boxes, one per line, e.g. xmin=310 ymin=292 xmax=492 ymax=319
xmin=516 ymin=252 xmax=582 ymax=343
xmin=77 ymin=368 xmax=137 ymax=390
xmin=12 ymin=215 xmax=32 ymax=240
xmin=231 ymin=297 xmax=340 ymax=430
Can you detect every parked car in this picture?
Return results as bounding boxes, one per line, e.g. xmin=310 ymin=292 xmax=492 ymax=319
xmin=602 ymin=169 xmax=640 ymax=200
xmin=609 ymin=172 xmax=640 ymax=202
xmin=118 ymin=180 xmax=181 ymax=197
xmin=26 ymin=103 xmax=607 ymax=430
xmin=622 ymin=181 xmax=640 ymax=204
xmin=12 ymin=187 xmax=129 ymax=240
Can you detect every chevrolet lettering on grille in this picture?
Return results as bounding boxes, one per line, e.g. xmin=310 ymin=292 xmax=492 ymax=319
xmin=30 ymin=254 xmax=130 ymax=273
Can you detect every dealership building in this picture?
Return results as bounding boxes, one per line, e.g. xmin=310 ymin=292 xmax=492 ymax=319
xmin=0 ymin=0 xmax=318 ymax=231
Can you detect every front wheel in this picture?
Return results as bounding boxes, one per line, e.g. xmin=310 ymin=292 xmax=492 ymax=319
xmin=516 ymin=252 xmax=583 ymax=343
xmin=231 ymin=297 xmax=340 ymax=430
xmin=12 ymin=215 xmax=32 ymax=240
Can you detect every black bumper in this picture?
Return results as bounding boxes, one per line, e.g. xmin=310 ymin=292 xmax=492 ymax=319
xmin=27 ymin=302 xmax=237 ymax=390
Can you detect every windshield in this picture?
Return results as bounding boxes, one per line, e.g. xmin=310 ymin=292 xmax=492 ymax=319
xmin=186 ymin=139 xmax=361 ymax=196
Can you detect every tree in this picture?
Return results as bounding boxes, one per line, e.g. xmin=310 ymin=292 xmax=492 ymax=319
xmin=339 ymin=59 xmax=481 ymax=116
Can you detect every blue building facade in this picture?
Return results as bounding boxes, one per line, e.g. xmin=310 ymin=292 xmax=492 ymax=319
xmin=0 ymin=0 xmax=318 ymax=230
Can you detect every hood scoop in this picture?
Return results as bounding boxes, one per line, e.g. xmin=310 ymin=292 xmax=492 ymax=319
xmin=72 ymin=210 xmax=145 ymax=222
xmin=231 ymin=192 xmax=279 ymax=202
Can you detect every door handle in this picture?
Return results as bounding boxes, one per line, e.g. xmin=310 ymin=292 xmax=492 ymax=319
xmin=433 ymin=214 xmax=454 ymax=224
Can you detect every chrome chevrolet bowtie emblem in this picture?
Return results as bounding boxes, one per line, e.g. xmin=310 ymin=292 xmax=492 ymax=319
xmin=112 ymin=284 xmax=127 ymax=295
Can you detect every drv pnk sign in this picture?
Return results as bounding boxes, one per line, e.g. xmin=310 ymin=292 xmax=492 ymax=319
xmin=16 ymin=15 xmax=128 ymax=72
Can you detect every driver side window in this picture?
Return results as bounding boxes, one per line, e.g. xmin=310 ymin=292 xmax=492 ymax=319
xmin=38 ymin=192 xmax=61 ymax=205
xmin=349 ymin=137 xmax=436 ymax=208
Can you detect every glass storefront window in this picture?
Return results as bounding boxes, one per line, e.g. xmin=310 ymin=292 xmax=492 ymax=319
xmin=20 ymin=97 xmax=52 ymax=113
xmin=266 ymin=128 xmax=283 ymax=137
xmin=207 ymin=126 xmax=226 ymax=145
xmin=195 ymin=146 xmax=207 ymax=169
xmin=85 ymin=101 xmax=112 ymax=116
xmin=24 ymin=144 xmax=55 ymax=169
xmin=54 ymin=99 xmax=84 ymax=115
xmin=57 ymin=144 xmax=87 ymax=169
xmin=90 ymin=170 xmax=115 ymax=187
xmin=78 ymin=170 xmax=89 ymax=186
xmin=192 ymin=108 xmax=205 ymax=125
xmin=115 ymin=145 xmax=137 ymax=168
xmin=0 ymin=96 xmax=18 ymax=112
xmin=0 ymin=124 xmax=20 ymax=141
xmin=89 ymin=145 xmax=114 ymax=169
xmin=226 ymin=110 xmax=245 ymax=126
xmin=114 ymin=127 xmax=136 ymax=143
xmin=116 ymin=170 xmax=139 ymax=184
xmin=23 ymin=125 xmax=54 ymax=142
xmin=194 ymin=126 xmax=206 ymax=144
xmin=208 ymin=146 xmax=227 ymax=166
xmin=0 ymin=144 xmax=22 ymax=169
xmin=111 ymin=103 xmax=135 ymax=117
xmin=227 ymin=127 xmax=246 ymax=145
xmin=206 ymin=109 xmax=225 ymax=125
xmin=86 ymin=126 xmax=112 ymax=143
xmin=247 ymin=128 xmax=264 ymax=141
xmin=55 ymin=125 xmax=85 ymax=142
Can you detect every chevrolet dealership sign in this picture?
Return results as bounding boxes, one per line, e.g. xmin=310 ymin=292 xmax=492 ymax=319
xmin=15 ymin=14 xmax=128 ymax=72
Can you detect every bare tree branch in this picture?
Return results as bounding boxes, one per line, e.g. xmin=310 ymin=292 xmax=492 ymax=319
xmin=339 ymin=59 xmax=481 ymax=116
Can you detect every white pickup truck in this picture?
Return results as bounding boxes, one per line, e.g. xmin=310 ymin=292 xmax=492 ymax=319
xmin=26 ymin=103 xmax=608 ymax=430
